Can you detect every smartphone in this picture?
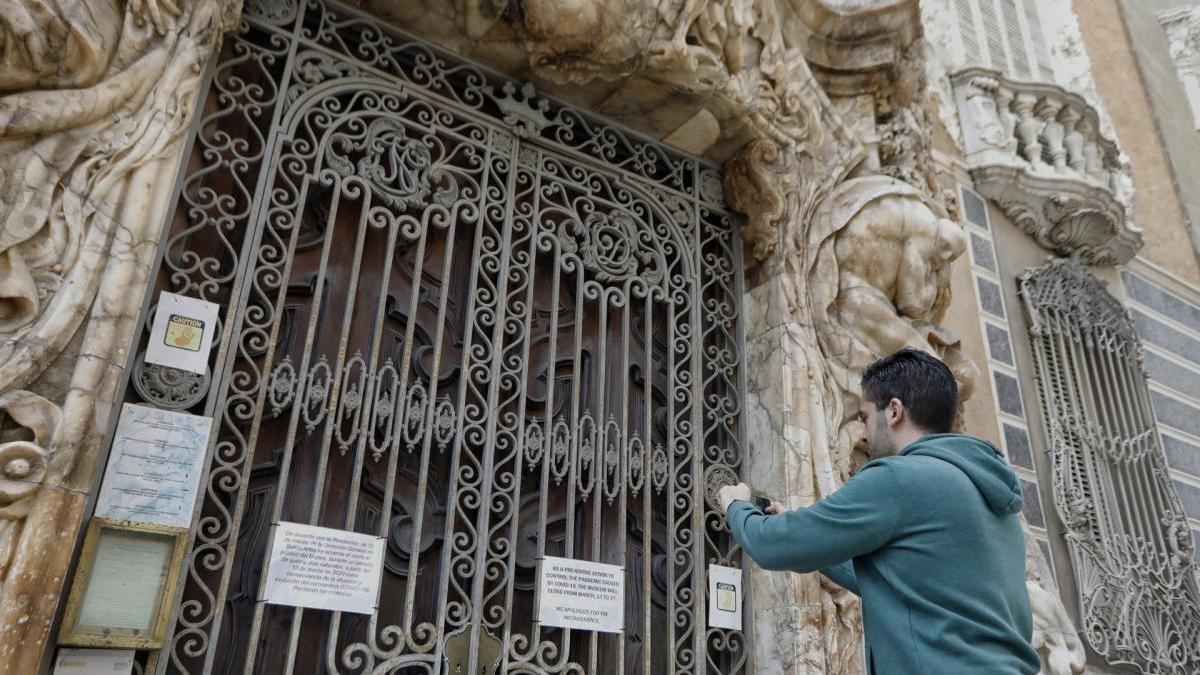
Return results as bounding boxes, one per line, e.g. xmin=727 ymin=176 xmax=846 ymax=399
xmin=753 ymin=495 xmax=773 ymax=512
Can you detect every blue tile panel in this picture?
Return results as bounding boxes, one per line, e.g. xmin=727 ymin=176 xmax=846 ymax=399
xmin=994 ymin=372 xmax=1024 ymax=417
xmin=977 ymin=276 xmax=1006 ymax=318
xmin=970 ymin=232 xmax=997 ymax=272
xmin=1037 ymin=538 xmax=1056 ymax=575
xmin=986 ymin=323 xmax=1014 ymax=365
xmin=960 ymin=186 xmax=988 ymax=228
xmin=1162 ymin=433 xmax=1200 ymax=478
xmin=1151 ymin=390 xmax=1200 ymax=440
xmin=1143 ymin=350 xmax=1200 ymax=402
xmin=1172 ymin=479 xmax=1200 ymax=520
xmin=1003 ymin=423 xmax=1033 ymax=469
xmin=962 ymin=188 xmax=989 ymax=229
xmin=1122 ymin=271 xmax=1200 ymax=334
xmin=1021 ymin=479 xmax=1044 ymax=528
xmin=1131 ymin=309 xmax=1200 ymax=364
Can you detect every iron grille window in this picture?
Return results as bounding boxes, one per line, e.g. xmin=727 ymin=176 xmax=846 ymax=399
xmin=1019 ymin=258 xmax=1200 ymax=674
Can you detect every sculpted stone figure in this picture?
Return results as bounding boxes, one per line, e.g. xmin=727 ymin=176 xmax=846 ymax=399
xmin=1023 ymin=528 xmax=1086 ymax=675
xmin=809 ymin=175 xmax=977 ymax=432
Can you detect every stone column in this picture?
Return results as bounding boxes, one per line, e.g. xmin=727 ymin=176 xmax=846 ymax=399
xmin=0 ymin=0 xmax=239 ymax=669
xmin=724 ymin=139 xmax=866 ymax=674
xmin=741 ymin=275 xmax=865 ymax=674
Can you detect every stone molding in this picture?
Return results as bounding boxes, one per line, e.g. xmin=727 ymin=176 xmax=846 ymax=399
xmin=1159 ymin=6 xmax=1200 ymax=131
xmin=952 ymin=67 xmax=1142 ymax=265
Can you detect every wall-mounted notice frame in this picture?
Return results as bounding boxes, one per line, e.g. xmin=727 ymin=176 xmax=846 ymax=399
xmin=58 ymin=518 xmax=187 ymax=649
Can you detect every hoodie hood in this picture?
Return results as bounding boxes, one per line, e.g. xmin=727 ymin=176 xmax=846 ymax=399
xmin=900 ymin=434 xmax=1024 ymax=515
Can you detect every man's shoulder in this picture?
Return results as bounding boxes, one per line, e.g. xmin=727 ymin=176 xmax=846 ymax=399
xmin=869 ymin=453 xmax=971 ymax=487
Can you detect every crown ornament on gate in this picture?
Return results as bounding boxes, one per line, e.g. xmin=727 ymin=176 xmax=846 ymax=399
xmin=486 ymin=81 xmax=554 ymax=137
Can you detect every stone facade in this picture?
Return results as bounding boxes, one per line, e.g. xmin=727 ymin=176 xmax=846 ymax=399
xmin=1 ymin=0 xmax=1197 ymax=673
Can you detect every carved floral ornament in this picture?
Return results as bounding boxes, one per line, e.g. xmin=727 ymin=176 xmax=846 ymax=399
xmin=951 ymin=68 xmax=1142 ymax=266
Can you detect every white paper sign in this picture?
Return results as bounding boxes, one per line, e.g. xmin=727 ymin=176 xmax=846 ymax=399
xmin=94 ymin=403 xmax=213 ymax=528
xmin=53 ymin=648 xmax=135 ymax=675
xmin=536 ymin=556 xmax=624 ymax=633
xmin=145 ymin=291 xmax=220 ymax=374
xmin=262 ymin=522 xmax=385 ymax=615
xmin=707 ymin=564 xmax=743 ymax=631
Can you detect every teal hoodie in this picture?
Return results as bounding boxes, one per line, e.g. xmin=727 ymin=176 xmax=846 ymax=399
xmin=727 ymin=433 xmax=1040 ymax=674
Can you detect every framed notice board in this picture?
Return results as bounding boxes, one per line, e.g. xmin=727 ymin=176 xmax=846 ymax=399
xmin=58 ymin=518 xmax=187 ymax=649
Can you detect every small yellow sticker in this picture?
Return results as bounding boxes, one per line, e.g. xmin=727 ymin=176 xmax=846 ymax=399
xmin=164 ymin=315 xmax=205 ymax=352
xmin=716 ymin=582 xmax=736 ymax=611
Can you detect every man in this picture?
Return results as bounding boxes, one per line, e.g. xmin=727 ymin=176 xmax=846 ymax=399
xmin=719 ymin=348 xmax=1040 ymax=674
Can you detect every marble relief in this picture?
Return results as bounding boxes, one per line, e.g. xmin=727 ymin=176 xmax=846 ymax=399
xmin=0 ymin=0 xmax=239 ymax=670
xmin=0 ymin=0 xmax=1099 ymax=671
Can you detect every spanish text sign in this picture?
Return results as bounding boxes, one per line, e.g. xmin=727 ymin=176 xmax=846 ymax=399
xmin=536 ymin=556 xmax=624 ymax=633
xmin=94 ymin=403 xmax=212 ymax=528
xmin=262 ymin=522 xmax=385 ymax=615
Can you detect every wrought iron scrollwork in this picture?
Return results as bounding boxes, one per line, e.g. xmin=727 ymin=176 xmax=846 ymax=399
xmin=129 ymin=0 xmax=747 ymax=672
xmin=1020 ymin=258 xmax=1200 ymax=674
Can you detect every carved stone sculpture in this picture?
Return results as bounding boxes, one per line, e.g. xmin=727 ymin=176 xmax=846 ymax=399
xmin=1159 ymin=6 xmax=1200 ymax=131
xmin=1023 ymin=526 xmax=1086 ymax=675
xmin=807 ymin=175 xmax=976 ymax=422
xmin=0 ymin=391 xmax=58 ymax=594
xmin=0 ymin=0 xmax=239 ymax=669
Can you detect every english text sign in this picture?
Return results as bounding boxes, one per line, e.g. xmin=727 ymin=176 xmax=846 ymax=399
xmin=536 ymin=556 xmax=624 ymax=633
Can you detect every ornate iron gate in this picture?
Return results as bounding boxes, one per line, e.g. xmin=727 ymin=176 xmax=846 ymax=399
xmin=124 ymin=0 xmax=747 ymax=672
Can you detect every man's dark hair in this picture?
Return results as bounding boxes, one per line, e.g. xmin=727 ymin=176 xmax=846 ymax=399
xmin=861 ymin=348 xmax=958 ymax=434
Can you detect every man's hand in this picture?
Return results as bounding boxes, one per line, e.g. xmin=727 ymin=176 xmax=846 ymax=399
xmin=766 ymin=500 xmax=786 ymax=515
xmin=718 ymin=482 xmax=751 ymax=512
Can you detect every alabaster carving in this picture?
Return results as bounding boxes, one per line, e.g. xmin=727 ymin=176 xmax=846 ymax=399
xmin=951 ymin=68 xmax=1142 ymax=266
xmin=0 ymin=391 xmax=58 ymax=591
xmin=0 ymin=0 xmax=239 ymax=669
xmin=808 ymin=176 xmax=976 ymax=415
xmin=1024 ymin=527 xmax=1086 ymax=675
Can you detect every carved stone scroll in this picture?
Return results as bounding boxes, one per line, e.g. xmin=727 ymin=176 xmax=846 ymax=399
xmin=0 ymin=0 xmax=239 ymax=669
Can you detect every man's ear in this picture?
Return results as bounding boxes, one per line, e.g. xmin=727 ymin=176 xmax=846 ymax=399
xmin=887 ymin=398 xmax=906 ymax=428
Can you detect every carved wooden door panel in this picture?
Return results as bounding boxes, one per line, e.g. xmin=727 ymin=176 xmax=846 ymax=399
xmin=121 ymin=1 xmax=747 ymax=673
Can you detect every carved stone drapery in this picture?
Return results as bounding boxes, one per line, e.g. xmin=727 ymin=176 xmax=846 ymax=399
xmin=0 ymin=0 xmax=240 ymax=670
xmin=951 ymin=68 xmax=1142 ymax=266
xmin=1020 ymin=258 xmax=1200 ymax=674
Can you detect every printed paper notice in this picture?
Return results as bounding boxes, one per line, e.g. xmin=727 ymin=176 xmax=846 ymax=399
xmin=262 ymin=522 xmax=385 ymax=615
xmin=707 ymin=564 xmax=743 ymax=631
xmin=53 ymin=648 xmax=135 ymax=675
xmin=94 ymin=404 xmax=212 ymax=529
xmin=536 ymin=556 xmax=624 ymax=633
xmin=145 ymin=291 xmax=220 ymax=374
